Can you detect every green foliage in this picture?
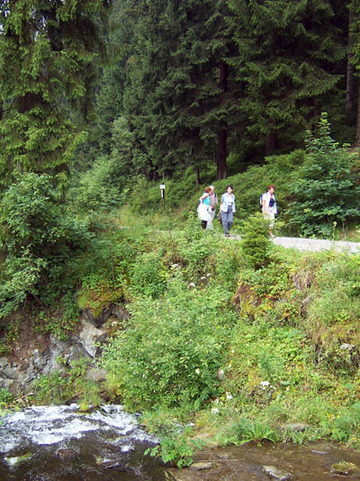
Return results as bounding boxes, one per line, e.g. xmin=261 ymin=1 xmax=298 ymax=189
xmin=70 ymin=155 xmax=126 ymax=212
xmin=32 ymin=371 xmax=70 ymax=405
xmin=0 ymin=388 xmax=13 ymax=409
xmin=226 ymin=0 xmax=346 ymax=151
xmin=0 ymin=173 xmax=92 ymax=317
xmin=287 ymin=114 xmax=360 ymax=237
xmin=240 ymin=213 xmax=272 ymax=268
xmin=146 ymin=428 xmax=205 ymax=468
xmin=303 ymin=253 xmax=360 ymax=372
xmin=327 ymin=403 xmax=360 ymax=444
xmin=129 ymin=250 xmax=169 ymax=298
xmin=32 ymin=357 xmax=102 ymax=406
xmin=102 ymin=283 xmax=235 ymax=411
xmin=0 ymin=0 xmax=109 ymax=185
xmin=237 ymin=418 xmax=280 ymax=445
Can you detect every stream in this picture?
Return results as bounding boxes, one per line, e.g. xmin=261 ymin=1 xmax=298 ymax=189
xmin=2 ymin=405 xmax=360 ymax=480
xmin=0 ymin=404 xmax=166 ymax=480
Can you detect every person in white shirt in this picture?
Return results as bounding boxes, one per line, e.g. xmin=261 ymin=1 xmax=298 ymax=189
xmin=262 ymin=184 xmax=277 ymax=238
xmin=220 ymin=185 xmax=236 ymax=237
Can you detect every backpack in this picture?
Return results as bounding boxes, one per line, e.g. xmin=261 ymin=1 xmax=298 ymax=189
xmin=259 ymin=193 xmax=264 ymax=208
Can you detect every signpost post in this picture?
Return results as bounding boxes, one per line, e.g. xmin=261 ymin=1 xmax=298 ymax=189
xmin=160 ymin=183 xmax=165 ymax=210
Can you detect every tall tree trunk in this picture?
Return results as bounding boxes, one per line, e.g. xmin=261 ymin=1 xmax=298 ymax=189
xmin=217 ymin=127 xmax=228 ymax=179
xmin=195 ymin=165 xmax=201 ymax=185
xmin=217 ymin=61 xmax=228 ymax=179
xmin=355 ymin=81 xmax=360 ymax=146
xmin=265 ymin=130 xmax=277 ymax=155
xmin=347 ymin=10 xmax=355 ymax=119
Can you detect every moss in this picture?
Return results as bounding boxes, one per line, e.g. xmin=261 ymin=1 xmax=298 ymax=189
xmin=77 ymin=284 xmax=123 ymax=318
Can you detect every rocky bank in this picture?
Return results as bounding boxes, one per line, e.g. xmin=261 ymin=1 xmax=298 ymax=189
xmin=0 ymin=304 xmax=130 ymax=396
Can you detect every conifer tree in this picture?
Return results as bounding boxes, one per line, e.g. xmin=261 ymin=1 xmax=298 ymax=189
xmin=348 ymin=0 xmax=360 ymax=144
xmin=287 ymin=113 xmax=360 ymax=237
xmin=117 ymin=0 xmax=237 ymax=180
xmin=0 ymin=0 xmax=109 ymax=189
xmin=226 ymin=0 xmax=347 ymax=154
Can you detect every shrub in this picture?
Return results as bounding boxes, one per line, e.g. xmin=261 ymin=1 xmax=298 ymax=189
xmin=286 ymin=113 xmax=360 ymax=238
xmin=129 ymin=249 xmax=169 ymax=298
xmin=146 ymin=429 xmax=205 ymax=468
xmin=102 ymin=284 xmax=235 ymax=411
xmin=0 ymin=173 xmax=92 ymax=318
xmin=32 ymin=358 xmax=102 ymax=405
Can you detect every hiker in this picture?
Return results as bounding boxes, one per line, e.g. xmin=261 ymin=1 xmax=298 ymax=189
xmin=198 ymin=186 xmax=211 ymax=229
xmin=261 ymin=184 xmax=277 ymax=238
xmin=220 ymin=185 xmax=236 ymax=237
xmin=206 ymin=185 xmax=218 ymax=230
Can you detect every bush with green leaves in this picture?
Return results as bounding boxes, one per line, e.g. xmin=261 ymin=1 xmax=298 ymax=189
xmin=286 ymin=113 xmax=360 ymax=238
xmin=102 ymin=280 xmax=236 ymax=411
xmin=0 ymin=173 xmax=92 ymax=317
xmin=129 ymin=249 xmax=169 ymax=298
xmin=146 ymin=428 xmax=205 ymax=468
xmin=32 ymin=358 xmax=102 ymax=406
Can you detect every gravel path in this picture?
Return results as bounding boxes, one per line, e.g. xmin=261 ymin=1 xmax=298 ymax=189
xmin=272 ymin=236 xmax=360 ymax=253
xmin=228 ymin=233 xmax=360 ymax=253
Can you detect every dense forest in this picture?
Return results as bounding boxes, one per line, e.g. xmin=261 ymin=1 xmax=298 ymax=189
xmin=2 ymin=0 xmax=360 ymax=185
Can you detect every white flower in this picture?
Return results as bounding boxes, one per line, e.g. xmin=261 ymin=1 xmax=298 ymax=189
xmin=195 ymin=368 xmax=200 ymax=375
xmin=211 ymin=408 xmax=220 ymax=415
xmin=187 ymin=282 xmax=196 ymax=289
xmin=226 ymin=393 xmax=233 ymax=400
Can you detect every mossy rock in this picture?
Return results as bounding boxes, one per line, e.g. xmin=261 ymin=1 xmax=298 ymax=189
xmin=330 ymin=461 xmax=359 ymax=475
xmin=77 ymin=284 xmax=123 ymax=319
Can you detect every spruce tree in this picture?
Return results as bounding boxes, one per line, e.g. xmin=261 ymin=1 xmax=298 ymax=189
xmin=226 ymin=0 xmax=347 ymax=154
xmin=0 ymin=0 xmax=109 ymax=188
xmin=287 ymin=113 xmax=360 ymax=237
xmin=116 ymin=0 xmax=237 ymax=180
xmin=348 ymin=0 xmax=360 ymax=144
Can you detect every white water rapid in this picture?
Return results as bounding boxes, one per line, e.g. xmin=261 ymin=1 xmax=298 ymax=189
xmin=0 ymin=404 xmax=165 ymax=481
